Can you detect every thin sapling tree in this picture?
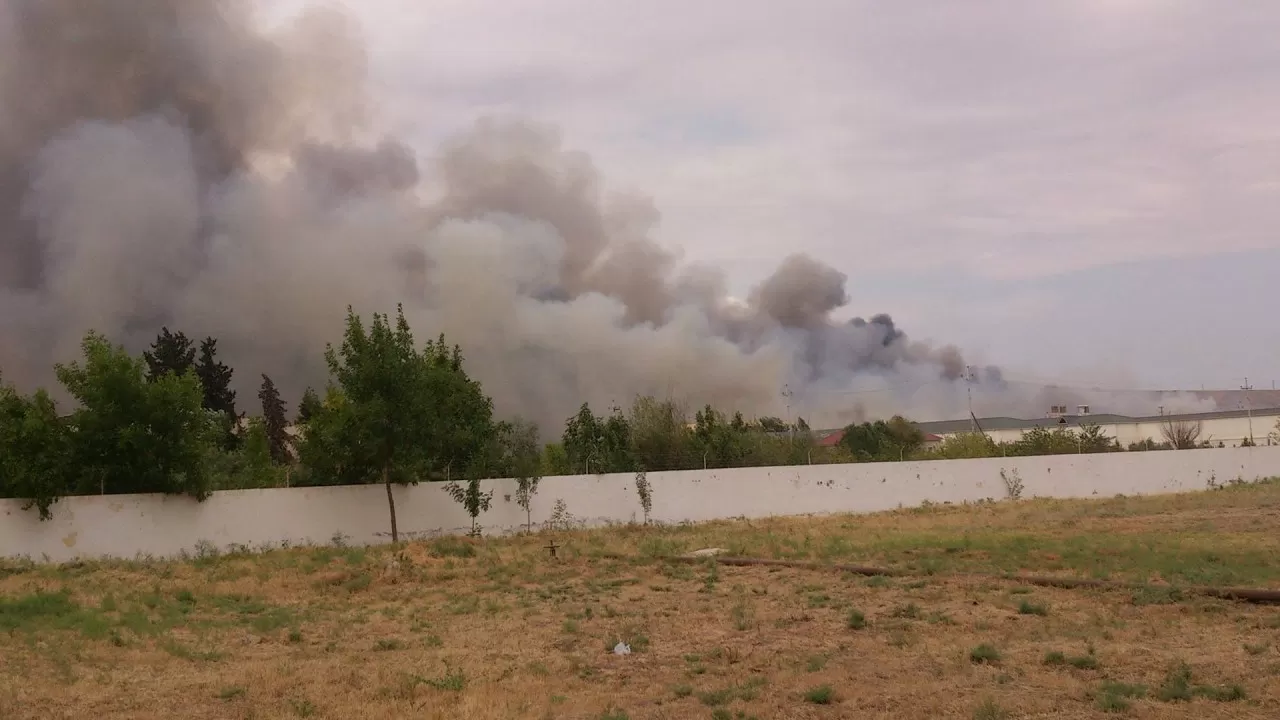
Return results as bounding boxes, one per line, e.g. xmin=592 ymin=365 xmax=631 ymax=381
xmin=635 ymin=470 xmax=653 ymax=525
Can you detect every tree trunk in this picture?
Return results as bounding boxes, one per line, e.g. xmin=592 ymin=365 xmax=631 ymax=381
xmin=383 ymin=466 xmax=398 ymax=544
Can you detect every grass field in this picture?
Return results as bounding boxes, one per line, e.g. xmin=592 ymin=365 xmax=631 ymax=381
xmin=3 ymin=481 xmax=1280 ymax=719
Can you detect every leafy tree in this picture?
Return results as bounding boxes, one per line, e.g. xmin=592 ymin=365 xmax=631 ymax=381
xmin=514 ymin=470 xmax=542 ymax=533
xmin=299 ymin=306 xmax=495 ymax=542
xmin=57 ymin=331 xmax=214 ymax=499
xmin=540 ymin=442 xmax=571 ymax=476
xmin=296 ymin=386 xmax=322 ymax=425
xmin=208 ymin=417 xmax=284 ymax=490
xmin=562 ymin=403 xmax=633 ymax=474
xmin=629 ymin=396 xmax=692 ymax=471
xmin=882 ymin=416 xmax=925 ymax=459
xmin=444 ymin=476 xmax=493 ymax=536
xmin=634 ymin=470 xmax=653 ymax=524
xmin=143 ymin=327 xmax=195 ymax=381
xmin=258 ymin=374 xmax=292 ymax=464
xmin=476 ymin=419 xmax=543 ymax=531
xmin=0 ymin=377 xmax=71 ymax=520
xmin=195 ymin=337 xmax=238 ymax=450
xmin=1007 ymin=426 xmax=1081 ymax=456
xmin=294 ymin=386 xmax=361 ymax=487
xmin=693 ymin=405 xmax=750 ymax=468
xmin=1077 ymin=423 xmax=1120 ymax=453
xmin=757 ymin=416 xmax=788 ymax=433
xmin=840 ymin=416 xmax=923 ymax=462
xmin=921 ymin=432 xmax=1000 ymax=460
xmin=1127 ymin=437 xmax=1171 ymax=451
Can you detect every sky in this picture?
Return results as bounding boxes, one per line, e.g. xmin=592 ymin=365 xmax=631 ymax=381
xmin=322 ymin=0 xmax=1279 ymax=390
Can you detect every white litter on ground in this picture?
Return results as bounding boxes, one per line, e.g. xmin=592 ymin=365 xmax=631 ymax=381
xmin=684 ymin=547 xmax=729 ymax=558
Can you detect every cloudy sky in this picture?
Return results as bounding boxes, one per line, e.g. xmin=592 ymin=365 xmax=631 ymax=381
xmin=336 ymin=0 xmax=1280 ymax=390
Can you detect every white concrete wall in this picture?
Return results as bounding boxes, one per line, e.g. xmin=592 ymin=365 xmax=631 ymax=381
xmin=4 ymin=446 xmax=1279 ymax=563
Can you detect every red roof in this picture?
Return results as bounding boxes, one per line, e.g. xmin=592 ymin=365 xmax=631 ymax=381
xmin=816 ymin=430 xmax=845 ymax=447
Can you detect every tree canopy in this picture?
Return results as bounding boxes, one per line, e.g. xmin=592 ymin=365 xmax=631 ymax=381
xmin=0 ymin=377 xmax=70 ymax=520
xmin=298 ymin=305 xmax=494 ymax=541
xmin=56 ymin=332 xmax=213 ymax=499
xmin=143 ymin=327 xmax=196 ymax=382
xmin=258 ymin=374 xmax=291 ymax=465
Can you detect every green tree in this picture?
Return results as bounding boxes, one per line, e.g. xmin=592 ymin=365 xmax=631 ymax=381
xmin=0 ymin=377 xmax=71 ymax=520
xmin=471 ymin=417 xmax=546 ymax=531
xmin=299 ymin=306 xmax=495 ymax=542
xmin=629 ymin=395 xmax=692 ymax=471
xmin=693 ymin=404 xmax=751 ymax=468
xmin=143 ymin=327 xmax=196 ymax=382
xmin=258 ymin=374 xmax=291 ymax=464
xmin=444 ymin=476 xmax=493 ymax=536
xmin=1008 ymin=426 xmax=1081 ymax=456
xmin=562 ymin=403 xmax=633 ymax=474
xmin=296 ymin=386 xmax=322 ymax=425
xmin=208 ymin=417 xmax=283 ymax=490
xmin=57 ymin=332 xmax=213 ymax=499
xmin=1077 ymin=423 xmax=1120 ymax=453
xmin=839 ymin=416 xmax=922 ymax=462
xmin=540 ymin=442 xmax=571 ymax=476
xmin=634 ymin=470 xmax=652 ymax=524
xmin=883 ymin=416 xmax=925 ymax=460
xmin=757 ymin=416 xmax=787 ymax=433
xmin=922 ymin=432 xmax=999 ymax=460
xmin=195 ymin=337 xmax=238 ymax=450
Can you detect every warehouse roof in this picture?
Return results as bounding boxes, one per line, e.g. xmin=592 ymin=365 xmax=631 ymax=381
xmin=914 ymin=406 xmax=1280 ymax=436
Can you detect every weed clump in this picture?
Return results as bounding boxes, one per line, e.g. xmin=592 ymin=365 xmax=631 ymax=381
xmin=969 ymin=644 xmax=1001 ymax=664
xmin=846 ymin=608 xmax=867 ymax=630
xmin=803 ymin=684 xmax=834 ymax=705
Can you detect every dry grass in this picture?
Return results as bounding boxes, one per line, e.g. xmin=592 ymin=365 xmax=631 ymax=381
xmin=2 ymin=480 xmax=1280 ymax=719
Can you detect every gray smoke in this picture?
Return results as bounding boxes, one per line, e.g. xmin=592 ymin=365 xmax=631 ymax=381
xmin=0 ymin=1 xmax=1223 ymax=432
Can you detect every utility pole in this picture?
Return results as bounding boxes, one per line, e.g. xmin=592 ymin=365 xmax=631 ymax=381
xmin=782 ymin=384 xmax=794 ymax=445
xmin=965 ymin=365 xmax=977 ymax=432
xmin=1242 ymin=378 xmax=1254 ymax=444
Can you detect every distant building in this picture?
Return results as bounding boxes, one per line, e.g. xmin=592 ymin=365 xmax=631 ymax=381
xmin=915 ymin=406 xmax=1280 ymax=449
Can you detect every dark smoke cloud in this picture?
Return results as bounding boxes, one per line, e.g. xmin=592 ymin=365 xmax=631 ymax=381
xmin=0 ymin=1 xmax=1213 ymax=431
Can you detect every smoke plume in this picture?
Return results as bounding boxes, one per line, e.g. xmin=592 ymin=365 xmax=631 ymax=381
xmin=0 ymin=1 xmax=1225 ymax=432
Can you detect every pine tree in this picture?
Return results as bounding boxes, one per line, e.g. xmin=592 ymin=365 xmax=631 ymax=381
xmin=195 ymin=337 xmax=238 ymax=450
xmin=194 ymin=337 xmax=236 ymax=415
xmin=258 ymin=374 xmax=291 ymax=465
xmin=143 ymin=327 xmax=195 ymax=382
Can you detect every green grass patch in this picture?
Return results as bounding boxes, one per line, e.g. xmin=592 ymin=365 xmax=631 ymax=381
xmin=0 ymin=589 xmax=112 ymax=639
xmin=969 ymin=643 xmax=1001 ymax=664
xmin=973 ymin=698 xmax=1010 ymax=720
xmin=803 ymin=684 xmax=834 ymax=705
xmin=428 ymin=537 xmax=476 ymax=559
xmin=1017 ymin=599 xmax=1048 ymax=616
xmin=846 ymin=608 xmax=867 ymax=629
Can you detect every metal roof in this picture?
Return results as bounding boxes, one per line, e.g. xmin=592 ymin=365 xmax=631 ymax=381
xmin=914 ymin=406 xmax=1280 ymax=436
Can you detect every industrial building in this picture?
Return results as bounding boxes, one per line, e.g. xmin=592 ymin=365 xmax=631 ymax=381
xmin=915 ymin=406 xmax=1280 ymax=449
